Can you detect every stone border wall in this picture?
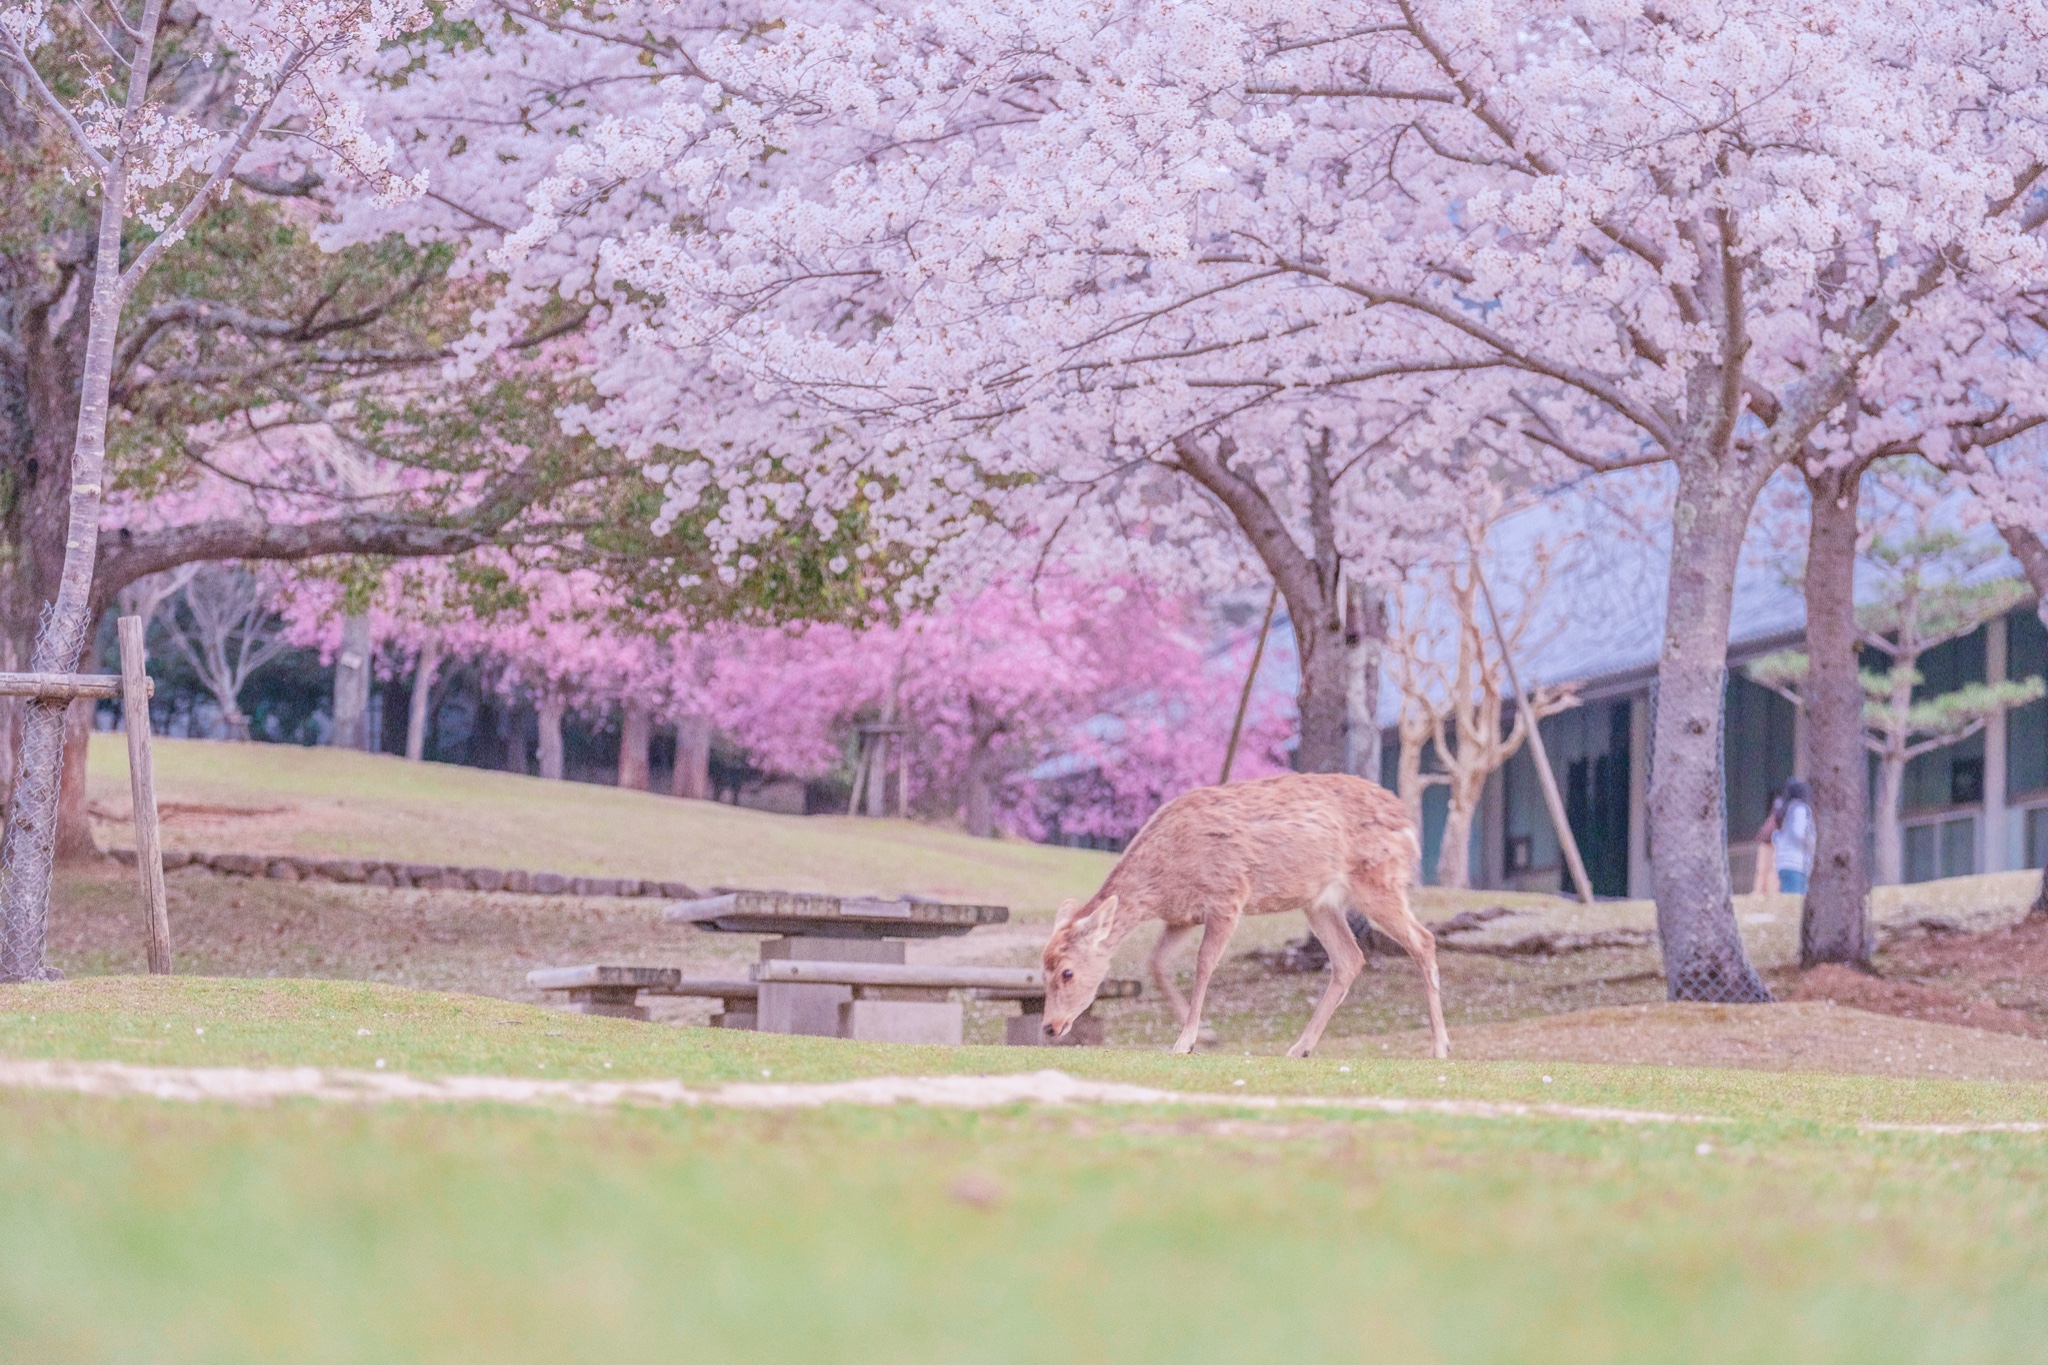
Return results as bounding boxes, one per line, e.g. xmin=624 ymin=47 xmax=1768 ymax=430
xmin=110 ymin=848 xmax=700 ymax=900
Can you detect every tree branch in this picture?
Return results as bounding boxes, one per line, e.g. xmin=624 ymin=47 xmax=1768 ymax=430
xmin=0 ymin=26 xmax=114 ymax=175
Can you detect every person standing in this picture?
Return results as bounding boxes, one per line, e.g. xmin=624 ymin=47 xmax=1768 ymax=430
xmin=1772 ymin=778 xmax=1817 ymax=895
xmin=1751 ymin=795 xmax=1783 ymax=896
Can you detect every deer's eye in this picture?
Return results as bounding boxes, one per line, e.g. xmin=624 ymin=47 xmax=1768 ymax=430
xmin=1061 ymin=968 xmax=1074 ymax=982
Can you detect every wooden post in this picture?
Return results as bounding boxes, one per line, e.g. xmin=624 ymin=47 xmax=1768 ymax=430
xmin=116 ymin=616 xmax=173 ymax=974
xmin=1475 ymin=570 xmax=1594 ymax=905
xmin=1220 ymin=585 xmax=1280 ymax=785
xmin=896 ymin=732 xmax=909 ymax=819
xmin=846 ymin=733 xmax=870 ymax=815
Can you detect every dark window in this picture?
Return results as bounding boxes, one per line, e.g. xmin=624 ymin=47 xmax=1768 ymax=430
xmin=1901 ymin=626 xmax=1987 ymax=813
xmin=1951 ymin=757 xmax=1984 ymax=806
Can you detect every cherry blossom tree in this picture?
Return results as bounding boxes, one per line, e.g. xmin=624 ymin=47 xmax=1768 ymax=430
xmin=431 ymin=0 xmax=2048 ymax=1001
xmin=0 ymin=0 xmax=454 ymax=979
xmin=705 ymin=579 xmax=1289 ymax=838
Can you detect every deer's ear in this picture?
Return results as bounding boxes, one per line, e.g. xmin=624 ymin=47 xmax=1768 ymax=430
xmin=1053 ymin=897 xmax=1080 ymax=927
xmin=1084 ymin=895 xmax=1119 ymax=947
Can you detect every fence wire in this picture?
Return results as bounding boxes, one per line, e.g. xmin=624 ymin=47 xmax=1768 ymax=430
xmin=0 ymin=602 xmax=89 ymax=982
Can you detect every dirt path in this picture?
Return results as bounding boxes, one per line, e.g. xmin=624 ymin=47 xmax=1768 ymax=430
xmin=5 ymin=1056 xmax=2043 ymax=1134
xmin=1353 ymin=1001 xmax=2048 ymax=1082
xmin=0 ymin=1057 xmax=1712 ymax=1124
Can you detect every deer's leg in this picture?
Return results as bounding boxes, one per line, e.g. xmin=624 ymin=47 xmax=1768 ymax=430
xmin=1148 ymin=922 xmax=1198 ymax=1026
xmin=1169 ymin=911 xmax=1240 ymax=1055
xmin=1353 ymin=874 xmax=1450 ymax=1060
xmin=1287 ymin=884 xmax=1369 ymax=1057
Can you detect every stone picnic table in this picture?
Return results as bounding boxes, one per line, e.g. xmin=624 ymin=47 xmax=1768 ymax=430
xmin=527 ymin=888 xmax=1138 ymax=1046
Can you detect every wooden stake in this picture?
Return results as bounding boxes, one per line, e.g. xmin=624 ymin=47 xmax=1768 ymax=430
xmin=1475 ymin=569 xmax=1595 ymax=905
xmin=896 ymin=732 xmax=909 ymax=820
xmin=846 ymin=736 xmax=870 ymax=815
xmin=1220 ymin=585 xmax=1280 ymax=785
xmin=117 ymin=616 xmax=173 ymax=973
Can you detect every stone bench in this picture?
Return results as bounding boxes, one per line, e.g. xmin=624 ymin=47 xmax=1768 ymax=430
xmin=527 ymin=962 xmax=1139 ymax=1044
xmin=748 ymin=961 xmax=1141 ymax=1046
xmin=526 ymin=965 xmax=758 ymax=1026
xmin=749 ymin=960 xmax=1032 ymax=1045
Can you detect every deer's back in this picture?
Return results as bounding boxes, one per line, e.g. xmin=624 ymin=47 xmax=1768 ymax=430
xmin=1105 ymin=774 xmax=1414 ymax=925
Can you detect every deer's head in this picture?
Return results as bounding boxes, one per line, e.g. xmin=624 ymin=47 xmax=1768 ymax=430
xmin=1040 ymin=895 xmax=1119 ymax=1039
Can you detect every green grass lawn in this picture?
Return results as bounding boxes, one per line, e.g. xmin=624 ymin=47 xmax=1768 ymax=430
xmin=6 ymin=977 xmax=2048 ymax=1127
xmin=0 ymin=978 xmax=2045 ymax=1363
xmin=36 ymin=743 xmax=2048 ymax=1361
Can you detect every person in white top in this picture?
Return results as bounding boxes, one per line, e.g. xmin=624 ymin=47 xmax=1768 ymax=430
xmin=1770 ymin=778 xmax=1816 ymax=895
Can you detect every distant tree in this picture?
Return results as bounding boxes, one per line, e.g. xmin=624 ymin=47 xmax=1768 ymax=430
xmin=1751 ymin=470 xmax=2044 ymax=886
xmin=154 ymin=567 xmax=296 ymax=742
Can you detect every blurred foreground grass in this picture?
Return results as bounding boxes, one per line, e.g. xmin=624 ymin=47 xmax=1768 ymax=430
xmin=0 ymin=1041 xmax=2043 ymax=1361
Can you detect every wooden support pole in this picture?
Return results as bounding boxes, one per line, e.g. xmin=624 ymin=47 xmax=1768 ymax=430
xmin=1220 ymin=585 xmax=1280 ymax=785
xmin=846 ymin=733 xmax=870 ymax=815
xmin=116 ymin=617 xmax=173 ymax=974
xmin=1475 ymin=569 xmax=1595 ymax=905
xmin=0 ymin=673 xmax=130 ymax=700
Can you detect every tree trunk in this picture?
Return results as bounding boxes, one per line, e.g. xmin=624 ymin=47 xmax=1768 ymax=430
xmin=1800 ymin=463 xmax=1871 ymax=966
xmin=1994 ymin=528 xmax=2048 ymax=921
xmin=1647 ymin=462 xmax=1772 ymax=1003
xmin=1872 ymin=754 xmax=1905 ymax=886
xmin=1344 ymin=580 xmax=1387 ymax=783
xmin=54 ymin=699 xmax=100 ymax=865
xmin=962 ymin=734 xmax=996 ymax=837
xmin=865 ymin=735 xmax=890 ymax=817
xmin=1435 ymin=775 xmax=1480 ymax=890
xmin=617 ymin=698 xmax=652 ymax=791
xmin=0 ymin=133 xmax=138 ymax=982
xmin=331 ymin=612 xmax=373 ymax=751
xmin=1294 ymin=603 xmax=1350 ymax=773
xmin=671 ymin=715 xmax=711 ymax=799
xmin=1396 ymin=726 xmax=1430 ymax=842
xmin=537 ymin=692 xmax=566 ymax=781
xmin=405 ymin=636 xmax=441 ymax=762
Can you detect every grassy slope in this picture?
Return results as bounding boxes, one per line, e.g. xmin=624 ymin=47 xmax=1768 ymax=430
xmin=90 ymin=735 xmax=2035 ymax=936
xmin=87 ymin=735 xmax=1120 ymax=916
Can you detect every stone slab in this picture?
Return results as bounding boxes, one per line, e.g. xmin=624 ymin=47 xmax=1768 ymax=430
xmin=664 ymin=889 xmax=1007 ymax=939
xmin=839 ymin=999 xmax=963 ymax=1046
xmin=752 ymin=960 xmax=1041 ymax=991
xmin=562 ymin=988 xmax=649 ymax=1022
xmin=528 ymin=964 xmax=682 ymax=991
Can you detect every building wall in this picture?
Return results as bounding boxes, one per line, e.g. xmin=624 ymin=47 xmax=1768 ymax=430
xmin=1382 ymin=605 xmax=2048 ymax=893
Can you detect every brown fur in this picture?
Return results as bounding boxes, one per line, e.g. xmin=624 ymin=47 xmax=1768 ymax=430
xmin=1040 ymin=773 xmax=1449 ymax=1058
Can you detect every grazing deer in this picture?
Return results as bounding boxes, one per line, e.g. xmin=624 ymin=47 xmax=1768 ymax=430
xmin=1041 ymin=773 xmax=1448 ymax=1059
